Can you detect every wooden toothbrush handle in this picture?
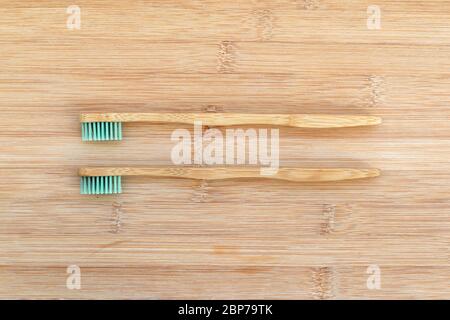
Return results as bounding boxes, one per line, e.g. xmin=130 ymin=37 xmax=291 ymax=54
xmin=78 ymin=167 xmax=380 ymax=182
xmin=80 ymin=113 xmax=381 ymax=128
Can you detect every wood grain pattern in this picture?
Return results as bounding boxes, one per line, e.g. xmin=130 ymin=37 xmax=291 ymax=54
xmin=0 ymin=0 xmax=449 ymax=299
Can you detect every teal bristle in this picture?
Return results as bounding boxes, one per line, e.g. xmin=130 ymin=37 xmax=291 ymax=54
xmin=81 ymin=122 xmax=122 ymax=141
xmin=80 ymin=176 xmax=122 ymax=195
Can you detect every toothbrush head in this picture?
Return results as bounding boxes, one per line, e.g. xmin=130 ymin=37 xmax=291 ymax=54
xmin=81 ymin=122 xmax=122 ymax=141
xmin=80 ymin=176 xmax=122 ymax=194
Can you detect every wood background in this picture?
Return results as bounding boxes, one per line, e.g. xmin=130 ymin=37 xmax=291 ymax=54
xmin=1 ymin=0 xmax=449 ymax=299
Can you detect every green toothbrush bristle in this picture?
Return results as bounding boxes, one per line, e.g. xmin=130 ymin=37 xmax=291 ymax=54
xmin=80 ymin=176 xmax=122 ymax=194
xmin=81 ymin=122 xmax=122 ymax=141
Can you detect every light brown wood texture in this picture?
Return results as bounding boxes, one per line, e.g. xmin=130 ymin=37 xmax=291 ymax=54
xmin=79 ymin=167 xmax=380 ymax=182
xmin=1 ymin=0 xmax=449 ymax=299
xmin=81 ymin=113 xmax=382 ymax=128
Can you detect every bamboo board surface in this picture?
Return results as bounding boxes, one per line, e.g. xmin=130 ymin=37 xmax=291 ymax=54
xmin=0 ymin=0 xmax=449 ymax=299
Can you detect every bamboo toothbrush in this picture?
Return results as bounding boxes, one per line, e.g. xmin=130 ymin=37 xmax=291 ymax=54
xmin=79 ymin=167 xmax=380 ymax=194
xmin=80 ymin=113 xmax=382 ymax=141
